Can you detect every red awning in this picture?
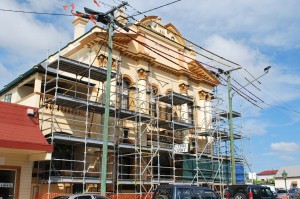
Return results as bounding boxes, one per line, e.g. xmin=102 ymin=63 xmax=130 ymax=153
xmin=0 ymin=101 xmax=52 ymax=152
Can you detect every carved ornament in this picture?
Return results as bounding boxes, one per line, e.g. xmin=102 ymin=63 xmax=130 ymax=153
xmin=137 ymin=68 xmax=149 ymax=80
xmin=179 ymin=83 xmax=189 ymax=94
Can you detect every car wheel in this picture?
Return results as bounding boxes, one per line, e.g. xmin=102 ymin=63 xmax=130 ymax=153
xmin=234 ymin=193 xmax=247 ymax=199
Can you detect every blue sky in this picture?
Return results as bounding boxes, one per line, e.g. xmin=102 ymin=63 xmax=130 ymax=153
xmin=0 ymin=0 xmax=300 ymax=173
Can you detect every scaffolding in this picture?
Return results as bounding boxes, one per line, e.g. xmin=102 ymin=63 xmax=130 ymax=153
xmin=33 ymin=26 xmax=251 ymax=199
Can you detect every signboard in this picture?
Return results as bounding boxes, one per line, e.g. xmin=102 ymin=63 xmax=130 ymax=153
xmin=174 ymin=143 xmax=189 ymax=153
xmin=0 ymin=183 xmax=13 ymax=188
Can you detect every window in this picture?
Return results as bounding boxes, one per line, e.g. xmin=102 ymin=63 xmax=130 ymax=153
xmin=192 ymin=188 xmax=202 ymax=199
xmin=177 ymin=188 xmax=191 ymax=199
xmin=121 ymin=79 xmax=129 ymax=109
xmin=0 ymin=167 xmax=20 ymax=199
xmin=203 ymin=190 xmax=217 ymax=199
xmin=188 ymin=103 xmax=194 ymax=124
xmin=149 ymin=86 xmax=158 ymax=116
xmin=4 ymin=93 xmax=12 ymax=102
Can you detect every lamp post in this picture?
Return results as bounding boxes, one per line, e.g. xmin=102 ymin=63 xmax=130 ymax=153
xmin=282 ymin=170 xmax=288 ymax=193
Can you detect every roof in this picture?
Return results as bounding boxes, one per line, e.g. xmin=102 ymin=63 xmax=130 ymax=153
xmin=257 ymin=170 xmax=278 ymax=176
xmin=275 ymin=165 xmax=300 ymax=178
xmin=0 ymin=65 xmax=44 ymax=95
xmin=0 ymin=101 xmax=53 ymax=152
xmin=0 ymin=65 xmax=95 ymax=96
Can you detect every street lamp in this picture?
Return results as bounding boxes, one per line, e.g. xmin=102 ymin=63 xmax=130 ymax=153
xmin=232 ymin=66 xmax=271 ymax=95
xmin=282 ymin=170 xmax=288 ymax=193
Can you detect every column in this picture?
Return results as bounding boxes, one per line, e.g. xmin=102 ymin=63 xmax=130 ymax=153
xmin=137 ymin=68 xmax=149 ymax=114
xmin=34 ymin=74 xmax=42 ymax=107
xmin=205 ymin=93 xmax=213 ymax=130
xmin=179 ymin=83 xmax=189 ymax=145
xmin=179 ymin=83 xmax=189 ymax=123
xmin=198 ymin=90 xmax=208 ymax=152
xmin=198 ymin=90 xmax=207 ymax=129
xmin=205 ymin=93 xmax=214 ymax=154
xmin=109 ymin=60 xmax=117 ymax=107
xmin=137 ymin=68 xmax=149 ymax=147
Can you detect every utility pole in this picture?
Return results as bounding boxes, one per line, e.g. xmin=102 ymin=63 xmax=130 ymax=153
xmin=227 ymin=71 xmax=236 ymax=185
xmin=75 ymin=2 xmax=128 ymax=195
xmin=101 ymin=12 xmax=114 ymax=195
xmin=223 ymin=67 xmax=241 ymax=185
xmin=223 ymin=66 xmax=270 ymax=185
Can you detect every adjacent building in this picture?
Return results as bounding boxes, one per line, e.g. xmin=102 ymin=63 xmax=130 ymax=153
xmin=275 ymin=166 xmax=300 ymax=189
xmin=256 ymin=170 xmax=277 ymax=182
xmin=0 ymin=102 xmax=52 ymax=199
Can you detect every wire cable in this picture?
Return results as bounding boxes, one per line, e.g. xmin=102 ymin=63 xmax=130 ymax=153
xmin=127 ymin=0 xmax=182 ymax=18
xmin=126 ymin=26 xmax=218 ymax=70
xmin=126 ymin=3 xmax=240 ymax=67
xmin=0 ymin=8 xmax=73 ymax=16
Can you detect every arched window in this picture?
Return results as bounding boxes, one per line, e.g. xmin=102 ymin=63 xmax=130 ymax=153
xmin=121 ymin=79 xmax=129 ymax=109
xmin=149 ymin=85 xmax=158 ymax=116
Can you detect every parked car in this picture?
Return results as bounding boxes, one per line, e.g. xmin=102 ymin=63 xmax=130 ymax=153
xmin=52 ymin=193 xmax=109 ymax=199
xmin=152 ymin=185 xmax=218 ymax=199
xmin=226 ymin=185 xmax=276 ymax=199
xmin=277 ymin=189 xmax=288 ymax=199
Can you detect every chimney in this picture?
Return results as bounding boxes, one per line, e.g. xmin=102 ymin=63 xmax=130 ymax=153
xmin=72 ymin=17 xmax=88 ymax=40
xmin=115 ymin=7 xmax=128 ymax=25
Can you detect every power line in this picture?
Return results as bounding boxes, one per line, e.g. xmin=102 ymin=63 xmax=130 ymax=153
xmin=126 ymin=3 xmax=240 ymax=67
xmin=114 ymin=29 xmax=220 ymax=86
xmin=126 ymin=26 xmax=218 ymax=70
xmin=128 ymin=0 xmax=182 ymax=18
xmin=0 ymin=4 xmax=237 ymax=68
xmin=219 ymin=76 xmax=262 ymax=109
xmin=0 ymin=8 xmax=73 ymax=16
xmin=263 ymin=102 xmax=300 ymax=114
xmin=131 ymin=20 xmax=234 ymax=68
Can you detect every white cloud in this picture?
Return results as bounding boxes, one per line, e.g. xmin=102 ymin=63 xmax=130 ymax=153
xmin=0 ymin=0 xmax=74 ymax=89
xmin=0 ymin=0 xmax=71 ymax=59
xmin=279 ymin=155 xmax=296 ymax=162
xmin=271 ymin=142 xmax=300 ymax=152
xmin=244 ymin=119 xmax=268 ymax=135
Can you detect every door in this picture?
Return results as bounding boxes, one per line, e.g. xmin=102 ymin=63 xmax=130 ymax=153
xmin=0 ymin=166 xmax=20 ymax=199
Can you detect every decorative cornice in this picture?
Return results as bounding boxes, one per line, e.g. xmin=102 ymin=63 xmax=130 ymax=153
xmin=63 ymin=31 xmax=219 ymax=87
